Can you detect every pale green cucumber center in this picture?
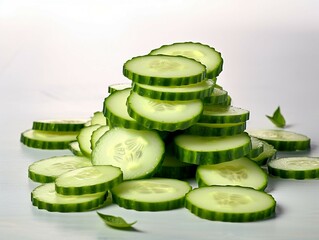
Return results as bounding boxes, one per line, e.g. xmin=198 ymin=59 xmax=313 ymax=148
xmin=26 ymin=130 xmax=78 ymax=141
xmin=203 ymin=106 xmax=248 ymax=116
xmin=269 ymin=157 xmax=319 ymax=170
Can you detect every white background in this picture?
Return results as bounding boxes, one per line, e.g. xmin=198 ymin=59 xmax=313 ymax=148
xmin=1 ymin=0 xmax=319 ymax=239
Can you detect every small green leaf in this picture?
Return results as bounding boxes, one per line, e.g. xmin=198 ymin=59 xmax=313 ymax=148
xmin=97 ymin=212 xmax=137 ymax=229
xmin=266 ymin=106 xmax=286 ymax=128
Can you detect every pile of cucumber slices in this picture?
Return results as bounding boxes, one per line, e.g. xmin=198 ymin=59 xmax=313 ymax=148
xmin=21 ymin=42 xmax=316 ymax=223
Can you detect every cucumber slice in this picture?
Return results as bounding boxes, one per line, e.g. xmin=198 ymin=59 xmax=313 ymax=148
xmin=91 ymin=111 xmax=108 ymax=126
xmin=91 ymin=127 xmax=165 ymax=180
xmin=247 ymin=137 xmax=264 ymax=158
xmin=68 ymin=141 xmax=83 ymax=156
xmin=32 ymin=119 xmax=87 ymax=132
xmin=127 ymin=91 xmax=203 ymax=131
xmin=123 ymin=55 xmax=206 ymax=86
xmin=77 ymin=125 xmax=102 ymax=158
xmin=199 ymin=105 xmax=250 ymax=124
xmin=31 ymin=183 xmax=107 ymax=212
xmin=20 ymin=129 xmax=78 ymax=149
xmin=149 ymin=42 xmax=223 ymax=79
xmin=55 ymin=165 xmax=123 ymax=195
xmin=196 ymin=157 xmax=268 ymax=190
xmin=132 ymin=78 xmax=214 ymax=101
xmin=203 ymin=88 xmax=228 ymax=105
xmin=174 ymin=132 xmax=251 ymax=165
xmin=111 ymin=178 xmax=192 ymax=211
xmin=154 ymin=152 xmax=197 ymax=179
xmin=90 ymin=125 xmax=110 ymax=150
xmin=267 ymin=157 xmax=319 ymax=179
xmin=108 ymin=83 xmax=131 ymax=93
xmin=103 ymin=88 xmax=146 ymax=130
xmin=28 ymin=155 xmax=92 ymax=183
xmin=185 ymin=185 xmax=276 ymax=222
xmin=249 ymin=140 xmax=277 ymax=166
xmin=184 ymin=122 xmax=246 ymax=136
xmin=248 ymin=129 xmax=311 ymax=151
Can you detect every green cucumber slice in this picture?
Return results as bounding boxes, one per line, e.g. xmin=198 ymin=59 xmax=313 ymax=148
xmin=32 ymin=119 xmax=87 ymax=132
xmin=20 ymin=129 xmax=78 ymax=149
xmin=31 ymin=183 xmax=107 ymax=212
xmin=249 ymin=140 xmax=277 ymax=166
xmin=91 ymin=127 xmax=165 ymax=180
xmin=248 ymin=129 xmax=311 ymax=151
xmin=196 ymin=157 xmax=268 ymax=190
xmin=28 ymin=155 xmax=92 ymax=183
xmin=90 ymin=125 xmax=110 ymax=150
xmin=55 ymin=165 xmax=123 ymax=195
xmin=267 ymin=157 xmax=319 ymax=179
xmin=68 ymin=141 xmax=83 ymax=156
xmin=149 ymin=42 xmax=223 ymax=79
xmin=185 ymin=185 xmax=276 ymax=222
xmin=91 ymin=111 xmax=108 ymax=126
xmin=184 ymin=122 xmax=246 ymax=136
xmin=103 ymin=88 xmax=146 ymax=130
xmin=111 ymin=178 xmax=192 ymax=211
xmin=77 ymin=125 xmax=102 ymax=158
xmin=127 ymin=91 xmax=203 ymax=131
xmin=174 ymin=132 xmax=251 ymax=165
xmin=132 ymin=78 xmax=214 ymax=101
xmin=123 ymin=55 xmax=206 ymax=86
xmin=199 ymin=105 xmax=250 ymax=124
xmin=108 ymin=83 xmax=131 ymax=93
xmin=203 ymin=88 xmax=229 ymax=105
xmin=247 ymin=137 xmax=264 ymax=158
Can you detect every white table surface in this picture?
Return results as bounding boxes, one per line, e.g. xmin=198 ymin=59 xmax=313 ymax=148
xmin=1 ymin=0 xmax=319 ymax=239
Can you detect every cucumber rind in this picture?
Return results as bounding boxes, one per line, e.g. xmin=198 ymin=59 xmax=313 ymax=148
xmin=31 ymin=183 xmax=108 ymax=212
xmin=184 ymin=122 xmax=246 ymax=136
xmin=267 ymin=157 xmax=319 ymax=179
xmin=68 ymin=141 xmax=83 ymax=156
xmin=20 ymin=129 xmax=78 ymax=149
xmin=173 ymin=132 xmax=252 ymax=165
xmin=185 ymin=185 xmax=276 ymax=222
xmin=123 ymin=55 xmax=206 ymax=86
xmin=202 ymin=88 xmax=228 ymax=105
xmin=77 ymin=124 xmax=102 ymax=158
xmin=32 ymin=119 xmax=87 ymax=132
xmin=199 ymin=106 xmax=250 ymax=124
xmin=55 ymin=165 xmax=123 ymax=195
xmin=110 ymin=178 xmax=192 ymax=211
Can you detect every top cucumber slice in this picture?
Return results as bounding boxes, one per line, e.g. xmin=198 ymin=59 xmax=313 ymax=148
xmin=32 ymin=119 xmax=87 ymax=132
xmin=149 ymin=42 xmax=223 ymax=79
xmin=248 ymin=129 xmax=310 ymax=151
xmin=131 ymin=78 xmax=215 ymax=101
xmin=123 ymin=55 xmax=206 ymax=86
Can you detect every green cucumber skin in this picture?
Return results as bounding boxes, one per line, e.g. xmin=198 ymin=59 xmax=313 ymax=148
xmin=267 ymin=167 xmax=318 ymax=179
xmin=123 ymin=55 xmax=206 ymax=86
xmin=20 ymin=131 xmax=75 ymax=150
xmin=32 ymin=121 xmax=85 ymax=132
xmin=28 ymin=172 xmax=55 ymax=183
xmin=258 ymin=139 xmax=310 ymax=151
xmin=131 ymin=82 xmax=214 ymax=101
xmin=199 ymin=107 xmax=250 ymax=124
xmin=184 ymin=122 xmax=246 ymax=137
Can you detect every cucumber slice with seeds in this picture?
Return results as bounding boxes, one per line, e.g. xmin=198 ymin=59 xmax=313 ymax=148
xmin=132 ymin=78 xmax=214 ymax=101
xmin=28 ymin=155 xmax=92 ymax=183
xmin=247 ymin=137 xmax=264 ymax=158
xmin=31 ymin=183 xmax=107 ymax=212
xmin=248 ymin=129 xmax=310 ymax=151
xmin=123 ymin=55 xmax=206 ymax=86
xmin=20 ymin=129 xmax=78 ymax=149
xmin=174 ymin=132 xmax=252 ymax=165
xmin=196 ymin=157 xmax=268 ymax=190
xmin=55 ymin=165 xmax=123 ymax=195
xmin=90 ymin=125 xmax=110 ymax=150
xmin=199 ymin=105 xmax=249 ymax=124
xmin=267 ymin=157 xmax=319 ymax=179
xmin=184 ymin=122 xmax=246 ymax=136
xmin=92 ymin=127 xmax=165 ymax=180
xmin=32 ymin=119 xmax=87 ymax=132
xmin=77 ymin=125 xmax=102 ymax=157
xmin=127 ymin=91 xmax=203 ymax=131
xmin=91 ymin=112 xmax=108 ymax=126
xmin=111 ymin=178 xmax=192 ymax=211
xmin=185 ymin=185 xmax=276 ymax=222
xmin=149 ymin=42 xmax=223 ymax=79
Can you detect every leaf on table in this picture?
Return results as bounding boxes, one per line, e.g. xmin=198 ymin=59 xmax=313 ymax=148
xmin=266 ymin=106 xmax=286 ymax=128
xmin=97 ymin=212 xmax=137 ymax=229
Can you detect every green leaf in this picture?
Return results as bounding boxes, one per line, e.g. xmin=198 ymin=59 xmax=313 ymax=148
xmin=266 ymin=106 xmax=286 ymax=128
xmin=97 ymin=212 xmax=137 ymax=229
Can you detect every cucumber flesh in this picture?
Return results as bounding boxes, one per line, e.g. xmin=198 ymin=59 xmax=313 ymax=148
xmin=77 ymin=125 xmax=102 ymax=158
xmin=196 ymin=157 xmax=268 ymax=190
xmin=55 ymin=165 xmax=123 ymax=195
xmin=91 ymin=127 xmax=165 ymax=180
xmin=111 ymin=178 xmax=192 ymax=211
xmin=123 ymin=55 xmax=206 ymax=86
xmin=90 ymin=125 xmax=110 ymax=150
xmin=267 ymin=157 xmax=319 ymax=179
xmin=31 ymin=183 xmax=107 ymax=212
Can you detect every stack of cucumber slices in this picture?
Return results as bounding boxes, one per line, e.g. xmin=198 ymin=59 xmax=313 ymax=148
xmin=22 ymin=42 xmax=314 ymax=224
